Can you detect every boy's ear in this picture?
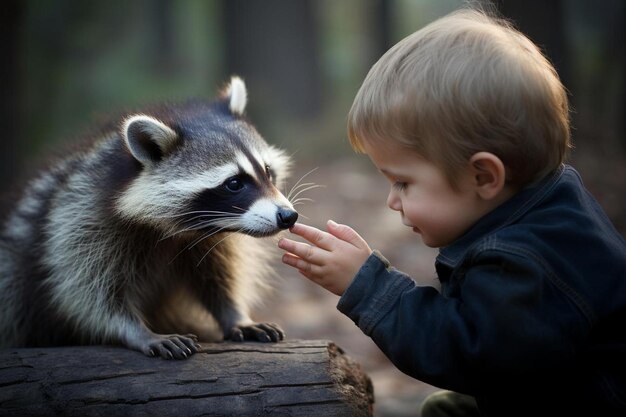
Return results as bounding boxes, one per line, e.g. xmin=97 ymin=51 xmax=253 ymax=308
xmin=468 ymin=152 xmax=507 ymax=200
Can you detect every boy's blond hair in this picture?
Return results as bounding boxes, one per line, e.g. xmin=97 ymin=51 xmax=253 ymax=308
xmin=347 ymin=8 xmax=570 ymax=188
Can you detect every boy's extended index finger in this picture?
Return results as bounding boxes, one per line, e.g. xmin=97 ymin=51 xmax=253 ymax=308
xmin=289 ymin=223 xmax=334 ymax=251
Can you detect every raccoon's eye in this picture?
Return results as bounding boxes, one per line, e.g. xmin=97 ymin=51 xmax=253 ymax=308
xmin=225 ymin=177 xmax=244 ymax=192
xmin=264 ymin=165 xmax=272 ymax=180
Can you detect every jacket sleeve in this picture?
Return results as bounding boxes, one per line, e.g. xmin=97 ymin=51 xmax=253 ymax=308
xmin=337 ymin=250 xmax=591 ymax=394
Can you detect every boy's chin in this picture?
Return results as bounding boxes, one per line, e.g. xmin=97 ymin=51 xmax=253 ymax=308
xmin=420 ymin=234 xmax=448 ymax=248
xmin=409 ymin=226 xmax=451 ymax=248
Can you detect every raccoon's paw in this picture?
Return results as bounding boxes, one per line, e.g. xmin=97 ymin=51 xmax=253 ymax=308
xmin=228 ymin=323 xmax=285 ymax=343
xmin=142 ymin=333 xmax=200 ymax=360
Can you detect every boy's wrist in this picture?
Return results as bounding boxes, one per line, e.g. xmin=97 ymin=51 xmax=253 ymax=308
xmin=370 ymin=250 xmax=391 ymax=267
xmin=338 ymin=249 xmax=414 ymax=335
xmin=337 ymin=250 xmax=391 ymax=312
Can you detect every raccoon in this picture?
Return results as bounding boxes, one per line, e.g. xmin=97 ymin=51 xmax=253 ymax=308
xmin=0 ymin=76 xmax=297 ymax=359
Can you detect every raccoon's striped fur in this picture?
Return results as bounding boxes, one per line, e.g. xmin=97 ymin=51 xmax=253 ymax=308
xmin=0 ymin=77 xmax=297 ymax=359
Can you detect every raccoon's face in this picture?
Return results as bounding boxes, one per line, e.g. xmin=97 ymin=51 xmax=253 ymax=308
xmin=115 ymin=77 xmax=297 ymax=238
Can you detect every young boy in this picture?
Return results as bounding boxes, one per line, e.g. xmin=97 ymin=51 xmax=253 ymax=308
xmin=277 ymin=8 xmax=626 ymax=417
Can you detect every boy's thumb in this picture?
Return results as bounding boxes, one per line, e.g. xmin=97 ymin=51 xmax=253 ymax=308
xmin=327 ymin=220 xmax=366 ymax=248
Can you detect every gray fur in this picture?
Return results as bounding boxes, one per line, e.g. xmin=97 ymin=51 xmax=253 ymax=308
xmin=0 ymin=77 xmax=296 ymax=359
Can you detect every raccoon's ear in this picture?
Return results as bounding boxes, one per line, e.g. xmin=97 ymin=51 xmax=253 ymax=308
xmin=122 ymin=115 xmax=179 ymax=166
xmin=224 ymin=76 xmax=247 ymax=116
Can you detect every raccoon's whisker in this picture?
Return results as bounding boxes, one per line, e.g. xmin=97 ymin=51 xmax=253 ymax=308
xmin=288 ymin=181 xmax=315 ymax=193
xmin=190 ymin=219 xmax=238 ymax=232
xmin=187 ymin=220 xmax=240 ymax=248
xmin=293 ymin=166 xmax=318 ymax=185
xmin=286 ymin=167 xmax=318 ymax=200
xmin=288 ymin=182 xmax=324 ymax=198
xmin=287 ymin=182 xmax=314 ymax=201
xmin=289 ymin=184 xmax=325 ymax=201
xmin=158 ymin=211 xmax=240 ymax=230
xmin=159 ymin=217 xmax=240 ymax=241
xmin=159 ymin=228 xmax=197 ymax=243
xmin=196 ymin=227 xmax=245 ymax=267
xmin=172 ymin=210 xmax=241 ymax=225
xmin=287 ymin=182 xmax=317 ymax=201
xmin=195 ymin=210 xmax=242 ymax=215
xmin=232 ymin=205 xmax=246 ymax=212
xmin=173 ymin=233 xmax=213 ymax=259
xmin=292 ymin=197 xmax=314 ymax=205
xmin=180 ymin=213 xmax=240 ymax=227
xmin=160 ymin=221 xmax=217 ymax=241
xmin=155 ymin=210 xmax=238 ymax=219
xmin=168 ymin=222 xmax=239 ymax=264
xmin=166 ymin=214 xmax=221 ymax=234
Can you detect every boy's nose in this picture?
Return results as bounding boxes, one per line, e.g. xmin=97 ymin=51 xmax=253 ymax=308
xmin=387 ymin=191 xmax=401 ymax=211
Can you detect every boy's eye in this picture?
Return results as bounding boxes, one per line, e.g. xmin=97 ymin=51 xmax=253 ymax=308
xmin=393 ymin=181 xmax=408 ymax=191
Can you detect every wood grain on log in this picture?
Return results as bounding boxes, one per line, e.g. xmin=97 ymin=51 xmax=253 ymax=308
xmin=0 ymin=339 xmax=374 ymax=417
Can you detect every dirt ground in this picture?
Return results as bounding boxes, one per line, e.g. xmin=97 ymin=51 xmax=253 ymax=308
xmin=254 ymin=157 xmax=443 ymax=417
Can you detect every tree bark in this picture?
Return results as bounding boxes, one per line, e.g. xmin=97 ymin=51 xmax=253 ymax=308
xmin=0 ymin=339 xmax=373 ymax=417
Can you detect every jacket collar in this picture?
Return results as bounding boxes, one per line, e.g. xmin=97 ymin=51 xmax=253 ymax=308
xmin=436 ymin=164 xmax=566 ymax=268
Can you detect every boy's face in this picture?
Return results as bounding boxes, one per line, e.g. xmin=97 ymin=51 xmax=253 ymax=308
xmin=364 ymin=141 xmax=485 ymax=248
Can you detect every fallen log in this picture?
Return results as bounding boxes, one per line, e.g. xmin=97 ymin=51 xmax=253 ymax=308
xmin=0 ymin=339 xmax=374 ymax=417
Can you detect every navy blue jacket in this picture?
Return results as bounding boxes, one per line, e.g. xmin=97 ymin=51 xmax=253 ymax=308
xmin=338 ymin=165 xmax=626 ymax=416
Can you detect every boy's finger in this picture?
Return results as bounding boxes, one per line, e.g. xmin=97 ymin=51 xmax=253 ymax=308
xmin=288 ymin=223 xmax=335 ymax=250
xmin=326 ymin=220 xmax=368 ymax=249
xmin=282 ymin=252 xmax=310 ymax=271
xmin=278 ymin=239 xmax=324 ymax=265
xmin=282 ymin=253 xmax=324 ymax=276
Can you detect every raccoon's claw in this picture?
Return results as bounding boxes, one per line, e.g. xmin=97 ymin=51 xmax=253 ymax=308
xmin=141 ymin=334 xmax=199 ymax=359
xmin=228 ymin=322 xmax=285 ymax=343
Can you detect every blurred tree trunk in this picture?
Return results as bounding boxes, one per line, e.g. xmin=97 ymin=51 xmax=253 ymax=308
xmin=599 ymin=1 xmax=625 ymax=152
xmin=222 ymin=0 xmax=322 ymax=122
xmin=495 ymin=0 xmax=570 ymax=89
xmin=371 ymin=0 xmax=394 ymax=61
xmin=152 ymin=0 xmax=178 ymax=76
xmin=0 ymin=0 xmax=22 ymax=192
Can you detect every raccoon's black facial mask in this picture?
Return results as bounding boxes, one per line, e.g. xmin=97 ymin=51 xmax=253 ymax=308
xmin=188 ymin=178 xmax=261 ymax=224
xmin=182 ymin=170 xmax=296 ymax=237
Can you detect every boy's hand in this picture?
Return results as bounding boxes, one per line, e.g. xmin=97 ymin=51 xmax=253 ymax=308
xmin=278 ymin=220 xmax=372 ymax=296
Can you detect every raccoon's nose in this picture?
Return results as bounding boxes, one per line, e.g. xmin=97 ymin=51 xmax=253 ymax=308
xmin=276 ymin=207 xmax=298 ymax=229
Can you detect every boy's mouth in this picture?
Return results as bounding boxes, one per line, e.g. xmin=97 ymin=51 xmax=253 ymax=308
xmin=402 ymin=219 xmax=421 ymax=234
